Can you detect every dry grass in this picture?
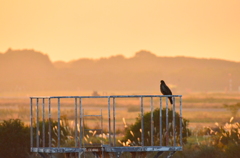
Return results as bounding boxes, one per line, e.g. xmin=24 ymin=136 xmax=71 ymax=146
xmin=0 ymin=92 xmax=239 ymax=130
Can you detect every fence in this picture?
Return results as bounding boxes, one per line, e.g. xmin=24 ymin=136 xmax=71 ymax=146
xmin=30 ymin=95 xmax=182 ymax=158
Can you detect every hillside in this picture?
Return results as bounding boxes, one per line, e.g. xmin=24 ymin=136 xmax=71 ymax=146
xmin=0 ymin=49 xmax=240 ymax=94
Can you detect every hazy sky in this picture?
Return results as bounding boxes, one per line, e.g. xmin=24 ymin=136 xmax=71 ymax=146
xmin=1 ymin=0 xmax=240 ymax=62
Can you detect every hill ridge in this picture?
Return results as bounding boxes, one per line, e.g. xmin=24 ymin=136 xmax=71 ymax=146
xmin=0 ymin=49 xmax=239 ymax=93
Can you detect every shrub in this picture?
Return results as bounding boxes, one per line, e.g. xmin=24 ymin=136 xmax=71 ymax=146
xmin=33 ymin=116 xmax=96 ymax=148
xmin=121 ymin=108 xmax=191 ymax=146
xmin=0 ymin=119 xmax=30 ymax=158
xmin=173 ymin=117 xmax=240 ymax=158
xmin=208 ymin=117 xmax=240 ymax=157
xmin=32 ymin=116 xmax=75 ymax=147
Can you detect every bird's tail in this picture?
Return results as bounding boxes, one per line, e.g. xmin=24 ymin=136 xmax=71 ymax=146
xmin=168 ymin=97 xmax=173 ymax=105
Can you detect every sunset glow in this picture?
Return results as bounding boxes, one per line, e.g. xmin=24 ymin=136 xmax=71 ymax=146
xmin=0 ymin=0 xmax=239 ymax=62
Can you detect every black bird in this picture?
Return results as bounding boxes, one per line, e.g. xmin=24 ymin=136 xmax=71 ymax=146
xmin=160 ymin=80 xmax=173 ymax=104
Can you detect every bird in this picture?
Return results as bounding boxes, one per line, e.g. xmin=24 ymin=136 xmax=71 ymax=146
xmin=160 ymin=80 xmax=173 ymax=104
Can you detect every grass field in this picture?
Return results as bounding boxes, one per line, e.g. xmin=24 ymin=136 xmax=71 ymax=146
xmin=0 ymin=92 xmax=239 ymax=131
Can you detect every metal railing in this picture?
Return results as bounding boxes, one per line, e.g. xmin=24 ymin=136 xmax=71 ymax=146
xmin=30 ymin=95 xmax=182 ymax=156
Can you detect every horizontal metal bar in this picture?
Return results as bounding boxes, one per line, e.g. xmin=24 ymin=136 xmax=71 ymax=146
xmin=30 ymin=95 xmax=182 ymax=99
xmin=30 ymin=96 xmax=109 ymax=99
xmin=102 ymin=146 xmax=183 ymax=152
xmin=109 ymin=95 xmax=181 ymax=98
xmin=31 ymin=147 xmax=85 ymax=153
xmin=32 ymin=146 xmax=182 ymax=153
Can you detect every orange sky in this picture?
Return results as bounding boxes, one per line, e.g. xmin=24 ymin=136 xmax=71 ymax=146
xmin=0 ymin=0 xmax=240 ymax=62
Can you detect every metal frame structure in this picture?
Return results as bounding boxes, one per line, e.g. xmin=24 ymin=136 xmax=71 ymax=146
xmin=30 ymin=95 xmax=182 ymax=158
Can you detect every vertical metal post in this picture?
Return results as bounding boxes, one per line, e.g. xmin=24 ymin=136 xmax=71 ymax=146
xmin=108 ymin=97 xmax=112 ymax=146
xmin=140 ymin=97 xmax=144 ymax=146
xmin=113 ymin=97 xmax=116 ymax=147
xmin=79 ymin=98 xmax=82 ymax=148
xmin=82 ymin=109 xmax=85 ymax=147
xmin=75 ymin=98 xmax=78 ymax=147
xmin=166 ymin=97 xmax=169 ymax=146
xmin=30 ymin=98 xmax=33 ymax=150
xmin=172 ymin=97 xmax=176 ymax=146
xmin=160 ymin=97 xmax=162 ymax=146
xmin=36 ymin=98 xmax=39 ymax=148
xmin=48 ymin=98 xmax=52 ymax=148
xmin=180 ymin=96 xmax=183 ymax=146
xmin=150 ymin=97 xmax=154 ymax=146
xmin=42 ymin=98 xmax=45 ymax=147
xmin=101 ymin=109 xmax=104 ymax=158
xmin=57 ymin=98 xmax=61 ymax=148
xmin=101 ymin=109 xmax=103 ymax=144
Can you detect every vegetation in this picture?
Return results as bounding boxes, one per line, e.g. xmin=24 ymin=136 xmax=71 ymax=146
xmin=0 ymin=93 xmax=238 ymax=127
xmin=0 ymin=119 xmax=30 ymax=158
xmin=223 ymin=102 xmax=240 ymax=117
xmin=33 ymin=116 xmax=75 ymax=148
xmin=0 ymin=116 xmax=239 ymax=158
xmin=172 ymin=117 xmax=240 ymax=158
xmin=0 ymin=95 xmax=239 ymax=157
xmin=121 ymin=108 xmax=191 ymax=146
